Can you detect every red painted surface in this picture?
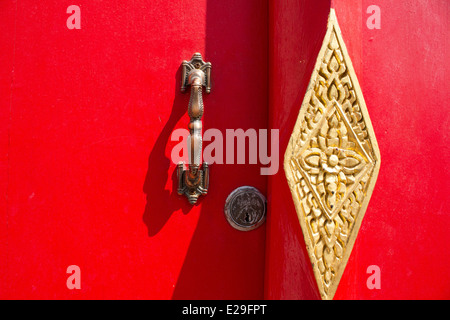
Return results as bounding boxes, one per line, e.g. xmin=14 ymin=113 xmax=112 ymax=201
xmin=0 ymin=0 xmax=268 ymax=299
xmin=1 ymin=0 xmax=448 ymax=300
xmin=265 ymin=0 xmax=450 ymax=299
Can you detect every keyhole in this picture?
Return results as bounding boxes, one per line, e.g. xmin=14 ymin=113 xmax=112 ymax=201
xmin=244 ymin=212 xmax=251 ymax=223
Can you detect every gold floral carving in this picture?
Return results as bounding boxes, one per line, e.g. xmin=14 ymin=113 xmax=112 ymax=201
xmin=284 ymin=9 xmax=381 ymax=300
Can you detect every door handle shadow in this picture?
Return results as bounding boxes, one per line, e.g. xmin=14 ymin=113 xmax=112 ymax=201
xmin=142 ymin=66 xmax=197 ymax=237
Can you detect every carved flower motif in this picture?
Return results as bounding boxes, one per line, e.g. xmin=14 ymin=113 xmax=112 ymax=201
xmin=300 ymin=125 xmax=366 ymax=212
xmin=284 ymin=11 xmax=380 ymax=300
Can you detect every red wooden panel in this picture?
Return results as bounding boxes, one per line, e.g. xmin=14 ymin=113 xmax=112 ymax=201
xmin=265 ymin=0 xmax=331 ymax=300
xmin=335 ymin=0 xmax=449 ymax=299
xmin=0 ymin=1 xmax=17 ymax=283
xmin=0 ymin=0 xmax=268 ymax=299
xmin=2 ymin=0 xmax=447 ymax=301
xmin=266 ymin=0 xmax=450 ymax=299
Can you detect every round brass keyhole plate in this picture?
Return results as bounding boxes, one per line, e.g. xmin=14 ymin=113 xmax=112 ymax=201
xmin=224 ymin=186 xmax=266 ymax=231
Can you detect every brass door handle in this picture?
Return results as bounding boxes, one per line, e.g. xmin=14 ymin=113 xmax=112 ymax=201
xmin=177 ymin=53 xmax=211 ymax=204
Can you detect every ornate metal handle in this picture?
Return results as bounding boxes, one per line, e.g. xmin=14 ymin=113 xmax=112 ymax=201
xmin=177 ymin=53 xmax=211 ymax=204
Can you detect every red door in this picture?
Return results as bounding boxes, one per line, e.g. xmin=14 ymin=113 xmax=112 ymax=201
xmin=265 ymin=0 xmax=449 ymax=300
xmin=1 ymin=0 xmax=449 ymax=300
xmin=0 ymin=0 xmax=267 ymax=299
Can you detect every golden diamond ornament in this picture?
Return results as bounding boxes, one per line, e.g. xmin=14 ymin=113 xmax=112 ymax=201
xmin=284 ymin=9 xmax=381 ymax=300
